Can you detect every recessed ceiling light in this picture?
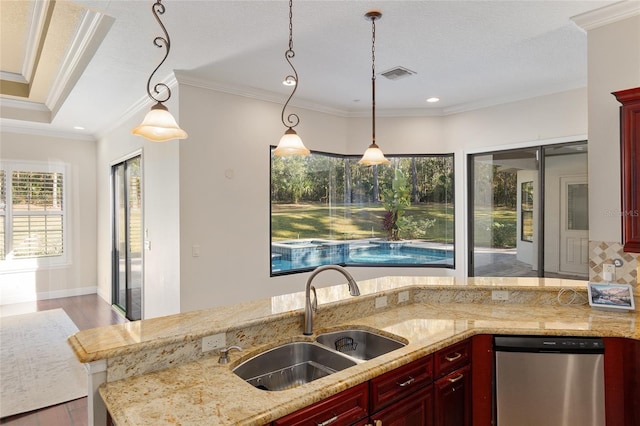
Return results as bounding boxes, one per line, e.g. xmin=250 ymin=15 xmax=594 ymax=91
xmin=73 ymin=126 xmax=85 ymax=130
xmin=282 ymin=76 xmax=296 ymax=86
xmin=426 ymin=97 xmax=440 ymax=103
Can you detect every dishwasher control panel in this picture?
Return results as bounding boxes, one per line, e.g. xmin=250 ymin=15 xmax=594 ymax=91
xmin=494 ymin=335 xmax=604 ymax=353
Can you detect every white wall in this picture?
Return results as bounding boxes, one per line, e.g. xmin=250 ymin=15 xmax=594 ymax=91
xmin=96 ymin=100 xmax=181 ymax=318
xmin=446 ymin=89 xmax=588 ymax=277
xmin=176 ymin=83 xmax=589 ymax=312
xmin=0 ymin=133 xmax=97 ymax=304
xmin=586 ymin=15 xmax=640 ymax=242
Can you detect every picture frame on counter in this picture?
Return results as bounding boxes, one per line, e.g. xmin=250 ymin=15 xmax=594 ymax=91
xmin=587 ymin=282 xmax=636 ymax=311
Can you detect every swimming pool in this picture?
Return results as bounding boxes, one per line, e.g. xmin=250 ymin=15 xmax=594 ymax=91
xmin=271 ymin=241 xmax=453 ymax=273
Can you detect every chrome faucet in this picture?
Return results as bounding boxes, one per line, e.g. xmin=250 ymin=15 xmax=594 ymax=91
xmin=304 ymin=265 xmax=360 ymax=335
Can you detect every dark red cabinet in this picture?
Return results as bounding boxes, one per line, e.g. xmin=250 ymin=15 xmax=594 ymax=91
xmin=613 ymin=87 xmax=640 ymax=253
xmin=434 ymin=365 xmax=471 ymax=426
xmin=433 ymin=340 xmax=472 ymax=426
xmin=273 ymin=382 xmax=368 ymax=426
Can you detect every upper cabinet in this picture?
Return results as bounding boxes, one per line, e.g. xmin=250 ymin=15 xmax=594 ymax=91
xmin=613 ymin=87 xmax=640 ymax=253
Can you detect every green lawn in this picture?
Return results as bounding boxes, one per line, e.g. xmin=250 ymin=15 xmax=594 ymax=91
xmin=272 ymin=202 xmax=518 ymax=248
xmin=271 ymin=202 xmax=454 ymax=242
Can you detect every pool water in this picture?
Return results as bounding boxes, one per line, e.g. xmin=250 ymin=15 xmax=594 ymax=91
xmin=271 ymin=244 xmax=453 ymax=273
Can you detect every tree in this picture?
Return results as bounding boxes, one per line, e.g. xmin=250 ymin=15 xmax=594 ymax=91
xmin=381 ymin=169 xmax=411 ymax=240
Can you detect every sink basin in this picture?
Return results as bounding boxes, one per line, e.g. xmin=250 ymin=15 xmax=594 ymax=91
xmin=316 ymin=329 xmax=406 ymax=361
xmin=233 ymin=342 xmax=356 ymax=391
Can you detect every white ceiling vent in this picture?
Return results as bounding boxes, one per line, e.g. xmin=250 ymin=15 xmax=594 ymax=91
xmin=380 ymin=66 xmax=416 ymax=80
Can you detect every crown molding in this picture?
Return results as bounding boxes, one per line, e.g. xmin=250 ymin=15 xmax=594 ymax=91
xmin=174 ymin=71 xmax=352 ymax=117
xmin=571 ymin=0 xmax=640 ymax=31
xmin=0 ymin=118 xmax=95 ymax=141
xmin=22 ymin=0 xmax=53 ymax=85
xmin=0 ymin=71 xmax=28 ymax=84
xmin=47 ymin=10 xmax=114 ymax=118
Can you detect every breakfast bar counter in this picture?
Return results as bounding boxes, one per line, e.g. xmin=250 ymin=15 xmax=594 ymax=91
xmin=68 ymin=277 xmax=640 ymax=425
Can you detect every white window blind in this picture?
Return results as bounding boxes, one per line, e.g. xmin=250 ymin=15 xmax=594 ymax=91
xmin=0 ymin=162 xmax=67 ymax=267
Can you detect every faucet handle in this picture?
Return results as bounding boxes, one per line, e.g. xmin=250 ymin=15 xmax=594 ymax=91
xmin=218 ymin=345 xmax=242 ymax=364
xmin=310 ymin=285 xmax=318 ymax=312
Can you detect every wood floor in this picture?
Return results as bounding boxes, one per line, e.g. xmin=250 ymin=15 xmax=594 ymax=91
xmin=0 ymin=294 xmax=126 ymax=426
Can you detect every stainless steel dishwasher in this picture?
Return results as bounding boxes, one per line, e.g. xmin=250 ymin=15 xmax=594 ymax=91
xmin=494 ymin=335 xmax=605 ymax=426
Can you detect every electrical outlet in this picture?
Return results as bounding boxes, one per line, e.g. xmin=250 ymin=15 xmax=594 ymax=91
xmin=398 ymin=290 xmax=410 ymax=303
xmin=492 ymin=290 xmax=509 ymax=301
xmin=202 ymin=333 xmax=226 ymax=352
xmin=375 ymin=296 xmax=387 ymax=309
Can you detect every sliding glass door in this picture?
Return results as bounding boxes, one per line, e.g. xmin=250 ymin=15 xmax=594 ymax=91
xmin=469 ymin=148 xmax=540 ymax=277
xmin=112 ymin=155 xmax=142 ymax=320
xmin=468 ymin=142 xmax=588 ymax=279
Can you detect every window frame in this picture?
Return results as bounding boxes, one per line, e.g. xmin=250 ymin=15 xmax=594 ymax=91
xmin=0 ymin=160 xmax=70 ymax=272
xmin=270 ymin=148 xmax=455 ymax=276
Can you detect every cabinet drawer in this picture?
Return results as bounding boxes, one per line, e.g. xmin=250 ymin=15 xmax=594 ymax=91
xmin=370 ymin=355 xmax=434 ymax=412
xmin=434 ymin=339 xmax=470 ymax=378
xmin=273 ymin=383 xmax=368 ymax=426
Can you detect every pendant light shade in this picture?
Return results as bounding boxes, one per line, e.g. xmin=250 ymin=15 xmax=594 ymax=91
xmin=360 ymin=143 xmax=390 ymax=166
xmin=274 ymin=0 xmax=309 ymax=157
xmin=132 ymin=102 xmax=188 ymax=142
xmin=133 ymin=0 xmax=187 ymax=142
xmin=274 ymin=128 xmax=310 ymax=156
xmin=358 ymin=10 xmax=389 ymax=166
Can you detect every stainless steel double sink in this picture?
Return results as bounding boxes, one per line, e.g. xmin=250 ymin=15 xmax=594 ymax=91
xmin=233 ymin=329 xmax=406 ymax=391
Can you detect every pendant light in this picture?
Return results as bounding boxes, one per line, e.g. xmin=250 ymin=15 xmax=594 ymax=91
xmin=132 ymin=0 xmax=188 ymax=142
xmin=359 ymin=11 xmax=390 ymax=166
xmin=273 ymin=0 xmax=310 ymax=156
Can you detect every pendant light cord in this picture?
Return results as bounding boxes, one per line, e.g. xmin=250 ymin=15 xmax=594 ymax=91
xmin=371 ymin=15 xmax=377 ymax=146
xmin=281 ymin=0 xmax=300 ymax=130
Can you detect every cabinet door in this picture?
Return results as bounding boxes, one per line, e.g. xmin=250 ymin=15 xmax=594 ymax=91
xmin=613 ymin=87 xmax=640 ymax=253
xmin=369 ymin=385 xmax=434 ymax=426
xmin=434 ymin=365 xmax=471 ymax=426
xmin=273 ymin=383 xmax=368 ymax=426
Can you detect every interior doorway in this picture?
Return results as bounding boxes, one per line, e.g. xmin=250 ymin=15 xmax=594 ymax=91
xmin=111 ymin=154 xmax=142 ymax=320
xmin=468 ymin=141 xmax=588 ymax=279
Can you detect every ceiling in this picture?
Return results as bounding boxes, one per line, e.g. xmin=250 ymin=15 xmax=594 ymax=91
xmin=0 ymin=0 xmax=627 ymax=140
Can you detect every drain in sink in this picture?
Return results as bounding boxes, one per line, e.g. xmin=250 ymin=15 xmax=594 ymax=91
xmin=334 ymin=336 xmax=358 ymax=353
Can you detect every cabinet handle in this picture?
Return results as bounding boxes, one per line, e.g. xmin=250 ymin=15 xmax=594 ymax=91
xmin=448 ymin=373 xmax=464 ymax=383
xmin=316 ymin=413 xmax=338 ymax=426
xmin=445 ymin=352 xmax=462 ymax=362
xmin=396 ymin=376 xmax=415 ymax=387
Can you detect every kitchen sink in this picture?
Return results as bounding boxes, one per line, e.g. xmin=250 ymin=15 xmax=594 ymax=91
xmin=315 ymin=329 xmax=406 ymax=361
xmin=232 ymin=342 xmax=356 ymax=391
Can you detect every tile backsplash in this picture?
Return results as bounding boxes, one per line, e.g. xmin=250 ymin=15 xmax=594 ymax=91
xmin=589 ymin=241 xmax=639 ymax=291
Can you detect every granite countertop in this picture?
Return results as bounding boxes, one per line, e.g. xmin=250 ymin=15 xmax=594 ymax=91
xmin=69 ymin=277 xmax=639 ymax=426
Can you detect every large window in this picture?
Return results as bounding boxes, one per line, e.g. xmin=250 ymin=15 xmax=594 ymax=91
xmin=271 ymin=150 xmax=454 ymax=275
xmin=0 ymin=161 xmax=67 ymax=268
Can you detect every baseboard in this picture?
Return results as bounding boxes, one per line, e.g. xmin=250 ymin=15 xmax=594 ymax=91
xmin=0 ymin=286 xmax=98 ymax=305
xmin=37 ymin=286 xmax=97 ymax=301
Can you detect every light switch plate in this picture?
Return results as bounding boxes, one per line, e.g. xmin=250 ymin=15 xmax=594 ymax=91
xmin=375 ymin=296 xmax=387 ymax=309
xmin=398 ymin=290 xmax=410 ymax=303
